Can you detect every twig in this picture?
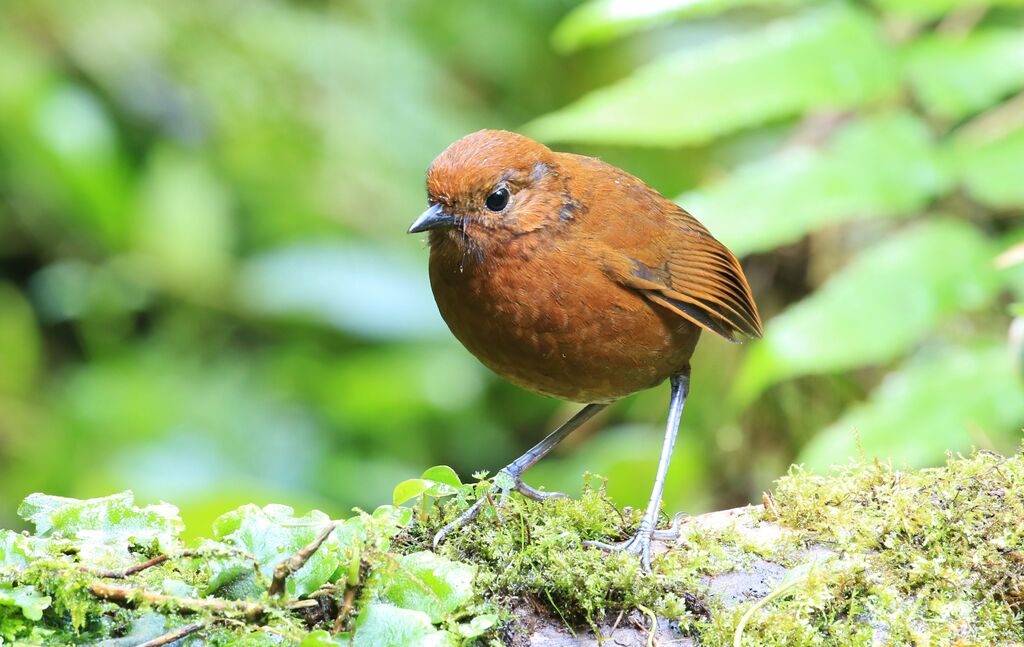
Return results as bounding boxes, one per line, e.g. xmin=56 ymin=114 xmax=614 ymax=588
xmin=333 ymin=587 xmax=356 ymax=635
xmin=83 ymin=546 xmax=259 ymax=579
xmin=269 ymin=522 xmax=338 ymax=596
xmin=89 ymin=582 xmax=264 ymax=622
xmin=137 ymin=621 xmax=209 ymax=647
xmin=84 ymin=554 xmax=171 ymax=578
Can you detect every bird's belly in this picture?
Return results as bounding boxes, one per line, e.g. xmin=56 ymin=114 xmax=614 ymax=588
xmin=429 ymin=256 xmax=699 ymax=403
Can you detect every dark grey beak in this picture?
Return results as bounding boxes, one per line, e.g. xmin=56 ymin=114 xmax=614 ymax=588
xmin=407 ymin=204 xmax=457 ymax=234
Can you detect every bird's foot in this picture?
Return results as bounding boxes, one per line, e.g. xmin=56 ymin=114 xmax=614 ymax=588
xmin=585 ymin=526 xmax=655 ymax=571
xmin=585 ymin=512 xmax=688 ymax=571
xmin=432 ymin=469 xmax=567 ymax=549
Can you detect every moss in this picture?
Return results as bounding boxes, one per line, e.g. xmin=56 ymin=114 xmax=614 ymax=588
xmin=417 ymin=450 xmax=1024 ymax=645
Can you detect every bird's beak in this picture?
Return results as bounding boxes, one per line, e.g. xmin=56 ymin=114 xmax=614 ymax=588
xmin=407 ymin=204 xmax=458 ymax=234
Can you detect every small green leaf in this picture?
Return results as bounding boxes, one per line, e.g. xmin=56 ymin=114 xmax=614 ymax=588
xmin=492 ymin=470 xmax=516 ymax=492
xmin=905 ymin=30 xmax=1024 ymax=122
xmin=552 ymin=0 xmax=816 ymax=52
xmin=393 ymin=479 xmax=433 ymax=506
xmin=420 ymin=466 xmax=462 ymax=489
xmin=737 ymin=220 xmax=999 ymax=400
xmin=213 ymin=504 xmax=340 ymax=598
xmin=458 ymin=613 xmax=498 ymax=639
xmin=0 ymin=585 xmax=50 ymax=622
xmin=353 ymin=603 xmax=457 ymax=647
xmin=684 ymin=111 xmax=946 ymax=256
xmin=0 ymin=531 xmax=35 ymax=570
xmin=17 ymin=491 xmax=182 ymax=551
xmin=799 ymin=345 xmax=1024 ymax=469
xmin=299 ymin=630 xmax=345 ymax=646
xmin=380 ymin=551 xmax=476 ymax=623
xmin=526 ymin=6 xmax=897 ymax=146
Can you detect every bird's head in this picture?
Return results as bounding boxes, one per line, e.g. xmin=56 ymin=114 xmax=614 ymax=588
xmin=407 ymin=130 xmax=574 ymax=253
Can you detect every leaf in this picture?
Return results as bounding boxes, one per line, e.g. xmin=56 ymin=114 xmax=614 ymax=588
xmin=736 ymin=220 xmax=1000 ymax=400
xmin=420 ymin=466 xmax=462 ymax=489
xmin=552 ymin=0 xmax=816 ymax=52
xmin=952 ymin=125 xmax=1024 ymax=209
xmin=353 ymin=603 xmax=456 ymax=647
xmin=683 ymin=112 xmax=947 ymax=256
xmin=798 ymin=346 xmax=1024 ymax=469
xmin=525 ymin=6 xmax=897 ymax=146
xmin=0 ymin=531 xmax=34 ymax=570
xmin=237 ymin=242 xmax=447 ymax=340
xmin=0 ymin=283 xmax=41 ymax=397
xmin=212 ymin=504 xmax=340 ymax=598
xmin=299 ymin=630 xmax=346 ymax=646
xmin=871 ymin=0 xmax=1024 ymax=20
xmin=0 ymin=585 xmax=50 ymax=622
xmin=458 ymin=613 xmax=498 ymax=639
xmin=196 ymin=540 xmax=263 ymax=600
xmin=379 ymin=551 xmax=476 ymax=623
xmin=0 ymin=46 xmax=134 ymax=249
xmin=17 ymin=491 xmax=182 ymax=552
xmin=393 ymin=479 xmax=433 ymax=507
xmin=905 ymin=30 xmax=1024 ymax=122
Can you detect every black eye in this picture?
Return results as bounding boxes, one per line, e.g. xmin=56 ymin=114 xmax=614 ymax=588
xmin=485 ymin=187 xmax=510 ymax=212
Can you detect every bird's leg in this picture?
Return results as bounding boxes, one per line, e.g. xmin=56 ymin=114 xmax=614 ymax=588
xmin=432 ymin=403 xmax=607 ymax=548
xmin=585 ymin=369 xmax=690 ymax=571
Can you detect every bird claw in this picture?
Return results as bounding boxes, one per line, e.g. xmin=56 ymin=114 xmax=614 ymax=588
xmin=432 ymin=470 xmax=565 ymax=549
xmin=585 ymin=526 xmax=655 ymax=571
xmin=585 ymin=512 xmax=688 ymax=571
xmin=651 ymin=511 xmax=688 ymax=541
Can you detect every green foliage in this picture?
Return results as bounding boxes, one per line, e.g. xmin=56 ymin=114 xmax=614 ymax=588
xmin=0 ymin=0 xmax=1021 ymax=553
xmin=0 ymin=485 xmax=489 ymax=645
xmin=18 ymin=491 xmax=184 ymax=565
xmin=953 ymin=124 xmax=1024 ymax=209
xmin=905 ymin=29 xmax=1024 ymax=122
xmin=552 ymin=0 xmax=816 ymax=52
xmin=799 ymin=345 xmax=1024 ymax=468
xmin=373 ymin=552 xmax=475 ymax=623
xmin=736 ymin=220 xmax=999 ymax=398
xmin=527 ymin=6 xmax=897 ymax=146
xmin=531 ymin=0 xmax=1024 ymax=473
xmin=684 ymin=111 xmax=946 ymax=256
xmin=213 ymin=504 xmax=340 ymax=598
xmin=5 ymin=454 xmax=1024 ymax=644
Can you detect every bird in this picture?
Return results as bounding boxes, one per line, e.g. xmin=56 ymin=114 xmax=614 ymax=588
xmin=407 ymin=130 xmax=762 ymax=570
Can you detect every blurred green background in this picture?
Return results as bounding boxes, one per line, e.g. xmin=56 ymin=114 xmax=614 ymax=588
xmin=0 ymin=0 xmax=1022 ymax=535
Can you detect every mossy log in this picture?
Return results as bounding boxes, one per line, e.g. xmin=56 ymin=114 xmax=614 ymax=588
xmin=509 ymin=505 xmax=828 ymax=646
xmin=470 ymin=450 xmax=1024 ymax=646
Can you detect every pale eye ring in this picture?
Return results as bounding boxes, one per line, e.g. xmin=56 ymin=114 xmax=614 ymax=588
xmin=485 ymin=187 xmax=510 ymax=212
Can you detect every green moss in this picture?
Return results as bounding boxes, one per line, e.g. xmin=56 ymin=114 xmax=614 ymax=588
xmin=419 ymin=451 xmax=1024 ymax=645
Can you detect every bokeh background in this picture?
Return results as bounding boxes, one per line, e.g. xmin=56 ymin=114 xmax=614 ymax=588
xmin=1 ymin=0 xmax=1022 ymax=534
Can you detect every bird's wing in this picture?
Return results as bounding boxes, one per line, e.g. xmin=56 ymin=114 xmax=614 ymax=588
xmin=604 ymin=209 xmax=763 ymax=343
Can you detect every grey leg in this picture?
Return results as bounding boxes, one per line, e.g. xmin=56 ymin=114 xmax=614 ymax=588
xmin=433 ymin=403 xmax=608 ymax=548
xmin=586 ymin=369 xmax=690 ymax=571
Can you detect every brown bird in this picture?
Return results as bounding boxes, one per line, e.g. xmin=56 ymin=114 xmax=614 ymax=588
xmin=408 ymin=130 xmax=762 ymax=569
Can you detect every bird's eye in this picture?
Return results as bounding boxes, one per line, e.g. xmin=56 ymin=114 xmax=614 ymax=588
xmin=485 ymin=187 xmax=510 ymax=213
